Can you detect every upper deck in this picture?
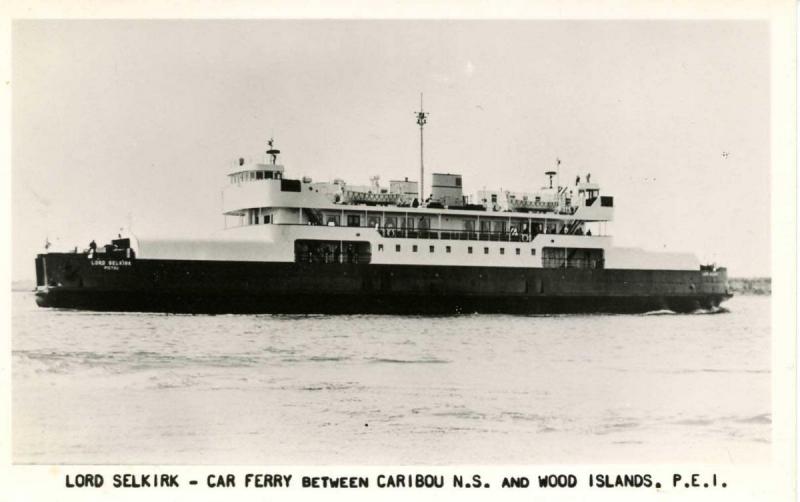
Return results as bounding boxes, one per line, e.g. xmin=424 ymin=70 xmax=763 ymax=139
xmin=221 ymin=144 xmax=614 ymax=231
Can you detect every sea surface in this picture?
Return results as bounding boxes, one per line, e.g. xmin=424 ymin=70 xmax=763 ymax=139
xmin=12 ymin=292 xmax=770 ymax=464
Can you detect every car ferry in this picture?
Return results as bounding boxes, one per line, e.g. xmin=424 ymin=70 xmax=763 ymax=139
xmin=34 ymin=108 xmax=731 ymax=314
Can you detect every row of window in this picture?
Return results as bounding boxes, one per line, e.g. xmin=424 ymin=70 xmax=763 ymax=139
xmin=230 ymin=170 xmax=283 ymax=184
xmin=328 ymin=213 xmax=567 ymax=234
xmin=377 ymin=244 xmax=537 ymax=256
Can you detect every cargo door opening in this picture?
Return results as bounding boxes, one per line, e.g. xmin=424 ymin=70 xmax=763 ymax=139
xmin=294 ymin=239 xmax=372 ymax=264
xmin=542 ymin=247 xmax=604 ymax=269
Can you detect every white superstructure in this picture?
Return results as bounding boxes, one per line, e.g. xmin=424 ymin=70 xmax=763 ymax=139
xmin=123 ymin=139 xmax=695 ymax=271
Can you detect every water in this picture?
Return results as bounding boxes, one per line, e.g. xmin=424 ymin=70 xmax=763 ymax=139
xmin=12 ymin=292 xmax=770 ymax=464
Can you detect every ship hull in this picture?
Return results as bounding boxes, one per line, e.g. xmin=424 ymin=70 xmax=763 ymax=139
xmin=34 ymin=253 xmax=731 ymax=314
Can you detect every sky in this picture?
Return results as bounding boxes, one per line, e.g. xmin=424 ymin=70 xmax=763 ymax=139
xmin=12 ymin=20 xmax=770 ymax=280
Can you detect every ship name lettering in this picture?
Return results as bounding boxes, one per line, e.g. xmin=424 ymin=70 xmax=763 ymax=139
xmin=91 ymin=259 xmax=131 ymax=271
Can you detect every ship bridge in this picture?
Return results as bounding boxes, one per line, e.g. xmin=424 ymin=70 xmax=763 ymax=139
xmin=228 ymin=159 xmax=285 ymax=184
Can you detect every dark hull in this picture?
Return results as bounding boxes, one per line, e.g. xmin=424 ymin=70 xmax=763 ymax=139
xmin=34 ymin=253 xmax=732 ymax=314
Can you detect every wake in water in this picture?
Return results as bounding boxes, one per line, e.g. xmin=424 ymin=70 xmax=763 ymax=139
xmin=643 ymin=309 xmax=677 ymax=316
xmin=643 ymin=306 xmax=730 ymax=316
xmin=692 ymin=306 xmax=731 ymax=315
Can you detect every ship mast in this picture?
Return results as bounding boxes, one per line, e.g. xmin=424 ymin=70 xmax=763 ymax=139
xmin=556 ymin=157 xmax=562 ymax=212
xmin=415 ymin=93 xmax=429 ymax=204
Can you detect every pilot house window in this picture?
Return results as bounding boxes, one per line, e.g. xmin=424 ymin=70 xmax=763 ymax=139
xmin=347 ymin=215 xmax=361 ymax=227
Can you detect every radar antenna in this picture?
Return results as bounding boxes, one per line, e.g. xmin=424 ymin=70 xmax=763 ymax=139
xmin=415 ymin=93 xmax=429 ymax=203
xmin=266 ymin=138 xmax=281 ymax=165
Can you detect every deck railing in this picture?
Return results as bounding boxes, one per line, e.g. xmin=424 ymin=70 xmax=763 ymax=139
xmin=377 ymin=228 xmax=544 ymax=242
xmin=277 ymin=223 xmax=603 ymax=240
